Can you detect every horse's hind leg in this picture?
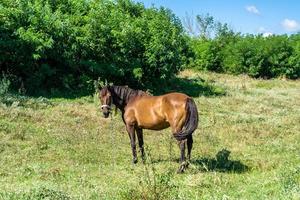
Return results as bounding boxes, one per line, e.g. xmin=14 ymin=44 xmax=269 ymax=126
xmin=177 ymin=139 xmax=187 ymax=173
xmin=136 ymin=128 xmax=145 ymax=161
xmin=126 ymin=124 xmax=137 ymax=164
xmin=187 ymin=135 xmax=193 ymax=162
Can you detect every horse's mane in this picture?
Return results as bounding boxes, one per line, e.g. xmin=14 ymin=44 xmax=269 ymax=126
xmin=108 ymin=85 xmax=148 ymax=111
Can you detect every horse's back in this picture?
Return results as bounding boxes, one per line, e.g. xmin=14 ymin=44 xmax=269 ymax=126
xmin=161 ymin=92 xmax=189 ymax=105
xmin=130 ymin=92 xmax=189 ymax=112
xmin=124 ymin=92 xmax=189 ymax=130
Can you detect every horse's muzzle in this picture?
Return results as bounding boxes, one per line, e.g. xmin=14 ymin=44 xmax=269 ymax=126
xmin=103 ymin=112 xmax=110 ymax=118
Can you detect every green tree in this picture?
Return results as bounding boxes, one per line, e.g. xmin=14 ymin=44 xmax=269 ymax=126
xmin=0 ymin=0 xmax=189 ymax=94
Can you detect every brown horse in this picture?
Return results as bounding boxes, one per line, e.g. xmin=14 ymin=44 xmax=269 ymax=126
xmin=98 ymin=85 xmax=198 ymax=172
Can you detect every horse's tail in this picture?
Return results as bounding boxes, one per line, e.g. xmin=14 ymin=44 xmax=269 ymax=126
xmin=174 ymin=98 xmax=199 ymax=141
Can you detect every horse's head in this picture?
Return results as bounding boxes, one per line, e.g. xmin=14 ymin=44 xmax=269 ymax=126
xmin=98 ymin=86 xmax=112 ymax=118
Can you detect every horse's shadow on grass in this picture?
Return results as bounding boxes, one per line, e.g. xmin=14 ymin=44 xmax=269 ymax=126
xmin=150 ymin=149 xmax=249 ymax=174
xmin=191 ymin=149 xmax=249 ymax=173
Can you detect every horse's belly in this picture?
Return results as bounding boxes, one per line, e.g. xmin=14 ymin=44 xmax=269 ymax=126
xmin=139 ymin=120 xmax=170 ymax=130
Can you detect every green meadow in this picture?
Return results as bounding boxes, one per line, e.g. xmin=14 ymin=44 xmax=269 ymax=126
xmin=0 ymin=70 xmax=299 ymax=199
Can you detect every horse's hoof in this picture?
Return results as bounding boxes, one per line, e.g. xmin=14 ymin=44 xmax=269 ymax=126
xmin=177 ymin=167 xmax=184 ymax=173
xmin=186 ymin=161 xmax=190 ymax=168
xmin=177 ymin=165 xmax=185 ymax=173
xmin=132 ymin=159 xmax=138 ymax=164
xmin=177 ymin=161 xmax=188 ymax=173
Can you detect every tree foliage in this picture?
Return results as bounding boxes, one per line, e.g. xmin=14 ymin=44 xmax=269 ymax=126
xmin=0 ymin=0 xmax=188 ymax=94
xmin=188 ymin=15 xmax=300 ymax=79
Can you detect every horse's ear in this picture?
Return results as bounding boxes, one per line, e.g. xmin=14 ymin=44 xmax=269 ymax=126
xmin=105 ymin=80 xmax=114 ymax=87
xmin=94 ymin=78 xmax=104 ymax=92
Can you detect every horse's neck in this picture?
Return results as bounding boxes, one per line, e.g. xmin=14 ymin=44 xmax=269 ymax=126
xmin=111 ymin=86 xmax=138 ymax=110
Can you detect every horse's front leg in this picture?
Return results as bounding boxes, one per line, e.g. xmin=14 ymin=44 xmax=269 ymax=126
xmin=126 ymin=124 xmax=137 ymax=164
xmin=136 ymin=128 xmax=145 ymax=161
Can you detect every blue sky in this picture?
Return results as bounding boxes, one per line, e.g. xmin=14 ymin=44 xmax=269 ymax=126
xmin=134 ymin=0 xmax=300 ymax=35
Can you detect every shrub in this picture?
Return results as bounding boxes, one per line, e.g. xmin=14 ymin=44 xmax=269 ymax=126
xmin=0 ymin=74 xmax=11 ymax=96
xmin=0 ymin=0 xmax=188 ymax=95
xmin=191 ymin=33 xmax=300 ymax=79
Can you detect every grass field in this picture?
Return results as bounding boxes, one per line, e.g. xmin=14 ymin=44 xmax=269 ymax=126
xmin=0 ymin=70 xmax=299 ymax=199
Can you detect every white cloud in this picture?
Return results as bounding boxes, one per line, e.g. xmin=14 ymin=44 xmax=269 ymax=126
xmin=246 ymin=5 xmax=260 ymax=15
xmin=257 ymin=27 xmax=273 ymax=37
xmin=281 ymin=19 xmax=300 ymax=31
xmin=263 ymin=32 xmax=273 ymax=37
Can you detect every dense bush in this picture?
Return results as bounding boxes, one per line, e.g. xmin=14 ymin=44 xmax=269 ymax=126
xmin=190 ymin=32 xmax=300 ymax=79
xmin=223 ymin=35 xmax=300 ymax=78
xmin=187 ymin=13 xmax=300 ymax=79
xmin=0 ymin=0 xmax=188 ymax=95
